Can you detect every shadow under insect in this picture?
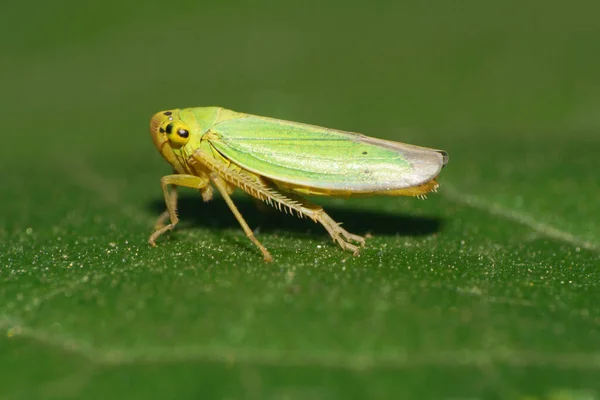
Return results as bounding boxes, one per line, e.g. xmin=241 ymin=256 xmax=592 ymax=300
xmin=147 ymin=193 xmax=443 ymax=242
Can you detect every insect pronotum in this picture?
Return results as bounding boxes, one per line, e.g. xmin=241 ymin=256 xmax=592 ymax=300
xmin=149 ymin=107 xmax=448 ymax=261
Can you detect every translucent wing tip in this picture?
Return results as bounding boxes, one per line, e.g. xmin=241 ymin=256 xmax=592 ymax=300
xmin=437 ymin=150 xmax=449 ymax=167
xmin=400 ymin=147 xmax=448 ymax=187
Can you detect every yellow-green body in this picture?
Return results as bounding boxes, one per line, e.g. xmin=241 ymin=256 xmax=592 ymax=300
xmin=149 ymin=106 xmax=448 ymax=261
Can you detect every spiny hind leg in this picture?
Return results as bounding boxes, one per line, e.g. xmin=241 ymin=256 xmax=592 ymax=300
xmin=294 ymin=200 xmax=366 ymax=255
xmin=319 ymin=211 xmax=366 ymax=247
xmin=149 ymin=174 xmax=210 ymax=246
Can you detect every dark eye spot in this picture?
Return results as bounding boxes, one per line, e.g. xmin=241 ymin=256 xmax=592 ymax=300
xmin=177 ymin=128 xmax=189 ymax=138
xmin=362 ymin=151 xmax=368 ymax=155
xmin=159 ymin=127 xmax=165 ymax=133
xmin=165 ymin=123 xmax=173 ymax=134
xmin=163 ymin=111 xmax=172 ymax=116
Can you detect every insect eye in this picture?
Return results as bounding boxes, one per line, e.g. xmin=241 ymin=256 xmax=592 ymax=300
xmin=177 ymin=128 xmax=189 ymax=138
xmin=161 ymin=122 xmax=191 ymax=149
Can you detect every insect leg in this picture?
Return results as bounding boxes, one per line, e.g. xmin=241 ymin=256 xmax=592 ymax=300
xmin=210 ymin=173 xmax=274 ymax=262
xmin=293 ymin=201 xmax=366 ymax=256
xmin=148 ymin=174 xmax=210 ymax=246
xmin=153 ymin=169 xmax=180 ymax=229
xmin=191 ymin=149 xmax=362 ymax=257
xmin=153 ymin=186 xmax=177 ymax=230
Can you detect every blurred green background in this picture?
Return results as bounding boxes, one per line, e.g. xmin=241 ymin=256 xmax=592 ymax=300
xmin=1 ymin=1 xmax=599 ymax=399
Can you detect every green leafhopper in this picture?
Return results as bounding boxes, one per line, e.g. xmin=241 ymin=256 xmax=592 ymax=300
xmin=149 ymin=107 xmax=448 ymax=261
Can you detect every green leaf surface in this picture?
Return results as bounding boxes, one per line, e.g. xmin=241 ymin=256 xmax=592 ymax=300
xmin=1 ymin=1 xmax=599 ymax=399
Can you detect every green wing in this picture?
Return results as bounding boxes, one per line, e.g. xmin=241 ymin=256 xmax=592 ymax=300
xmin=208 ymin=115 xmax=447 ymax=192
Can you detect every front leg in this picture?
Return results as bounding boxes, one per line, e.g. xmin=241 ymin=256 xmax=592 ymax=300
xmin=148 ymin=174 xmax=210 ymax=246
xmin=153 ymin=186 xmax=177 ymax=231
